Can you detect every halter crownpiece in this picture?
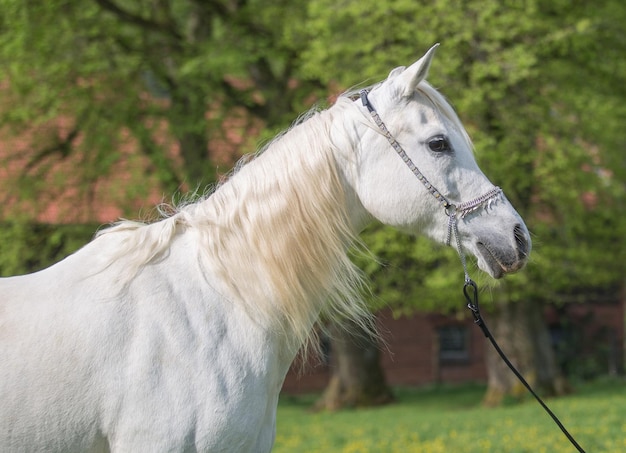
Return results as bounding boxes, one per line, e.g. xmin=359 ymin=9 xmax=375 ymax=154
xmin=359 ymin=89 xmax=502 ymax=281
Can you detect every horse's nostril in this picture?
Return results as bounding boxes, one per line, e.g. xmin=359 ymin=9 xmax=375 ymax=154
xmin=513 ymin=224 xmax=530 ymax=258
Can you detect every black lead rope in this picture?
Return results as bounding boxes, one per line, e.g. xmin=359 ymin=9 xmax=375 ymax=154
xmin=463 ymin=280 xmax=587 ymax=453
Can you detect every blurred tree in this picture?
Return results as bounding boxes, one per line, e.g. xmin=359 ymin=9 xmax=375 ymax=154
xmin=0 ymin=222 xmax=96 ymax=276
xmin=2 ymin=0 xmax=625 ymax=410
xmin=0 ymin=0 xmax=318 ymax=215
xmin=299 ymin=0 xmax=626 ymax=406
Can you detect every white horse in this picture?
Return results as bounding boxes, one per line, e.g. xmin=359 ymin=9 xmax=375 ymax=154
xmin=0 ymin=45 xmax=530 ymax=452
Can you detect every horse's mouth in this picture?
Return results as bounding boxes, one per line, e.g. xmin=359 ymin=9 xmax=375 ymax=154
xmin=476 ymin=242 xmax=516 ymax=279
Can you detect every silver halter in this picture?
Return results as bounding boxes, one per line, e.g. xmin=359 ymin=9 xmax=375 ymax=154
xmin=359 ymin=90 xmax=587 ymax=453
xmin=360 ymin=89 xmax=502 ymax=282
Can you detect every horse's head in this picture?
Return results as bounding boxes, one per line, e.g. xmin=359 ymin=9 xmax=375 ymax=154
xmin=350 ymin=45 xmax=530 ymax=278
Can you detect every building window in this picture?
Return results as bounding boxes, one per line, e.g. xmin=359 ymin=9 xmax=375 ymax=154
xmin=437 ymin=325 xmax=470 ymax=363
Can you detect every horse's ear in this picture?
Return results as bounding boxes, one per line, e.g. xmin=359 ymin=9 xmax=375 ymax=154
xmin=387 ymin=66 xmax=406 ymax=80
xmin=393 ymin=43 xmax=439 ymax=98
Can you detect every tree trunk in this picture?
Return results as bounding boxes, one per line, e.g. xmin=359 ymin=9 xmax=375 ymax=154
xmin=483 ymin=292 xmax=570 ymax=407
xmin=168 ymin=87 xmax=213 ymax=188
xmin=314 ymin=319 xmax=394 ymax=411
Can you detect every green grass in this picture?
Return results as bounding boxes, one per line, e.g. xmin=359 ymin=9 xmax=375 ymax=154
xmin=274 ymin=379 xmax=626 ymax=452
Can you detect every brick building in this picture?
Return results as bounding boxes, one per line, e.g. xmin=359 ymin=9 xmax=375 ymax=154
xmin=282 ymin=298 xmax=625 ymax=394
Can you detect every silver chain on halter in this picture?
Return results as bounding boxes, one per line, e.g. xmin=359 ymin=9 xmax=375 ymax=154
xmin=359 ymin=89 xmax=502 ymax=283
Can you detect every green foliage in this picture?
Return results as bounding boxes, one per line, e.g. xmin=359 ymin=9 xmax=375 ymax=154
xmin=0 ymin=0 xmax=318 ymax=200
xmin=355 ymin=225 xmax=463 ymax=315
xmin=0 ymin=222 xmax=96 ymax=276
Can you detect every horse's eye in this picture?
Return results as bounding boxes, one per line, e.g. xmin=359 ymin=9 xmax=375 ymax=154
xmin=428 ymin=136 xmax=452 ymax=153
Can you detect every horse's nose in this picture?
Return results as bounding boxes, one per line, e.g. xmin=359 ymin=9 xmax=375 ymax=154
xmin=514 ymin=224 xmax=531 ymax=261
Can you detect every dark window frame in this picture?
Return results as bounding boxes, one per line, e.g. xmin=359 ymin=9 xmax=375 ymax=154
xmin=437 ymin=324 xmax=470 ymax=364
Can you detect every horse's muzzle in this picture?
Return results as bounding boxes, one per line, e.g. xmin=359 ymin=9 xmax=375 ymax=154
xmin=476 ymin=224 xmax=531 ymax=279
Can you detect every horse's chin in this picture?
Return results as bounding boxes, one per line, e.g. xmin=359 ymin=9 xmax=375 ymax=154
xmin=475 ymin=242 xmax=512 ymax=279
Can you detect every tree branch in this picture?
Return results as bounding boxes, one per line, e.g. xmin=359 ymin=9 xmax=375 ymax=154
xmin=24 ymin=127 xmax=81 ymax=174
xmin=93 ymin=0 xmax=183 ymax=42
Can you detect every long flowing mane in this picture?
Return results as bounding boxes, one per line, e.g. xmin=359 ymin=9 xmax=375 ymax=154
xmin=97 ymin=97 xmax=371 ymax=350
xmin=94 ymin=81 xmax=469 ymax=350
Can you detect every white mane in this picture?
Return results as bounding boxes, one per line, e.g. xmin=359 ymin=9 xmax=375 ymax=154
xmin=94 ymin=80 xmax=472 ymax=351
xmin=97 ymin=98 xmax=372 ymax=350
xmin=94 ymin=82 xmax=471 ymax=350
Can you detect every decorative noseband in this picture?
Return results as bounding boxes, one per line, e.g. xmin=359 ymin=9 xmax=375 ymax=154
xmin=359 ymin=89 xmax=503 ymax=281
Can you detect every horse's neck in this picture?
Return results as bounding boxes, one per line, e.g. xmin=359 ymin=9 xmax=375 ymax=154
xmin=191 ymin=105 xmax=370 ymax=354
